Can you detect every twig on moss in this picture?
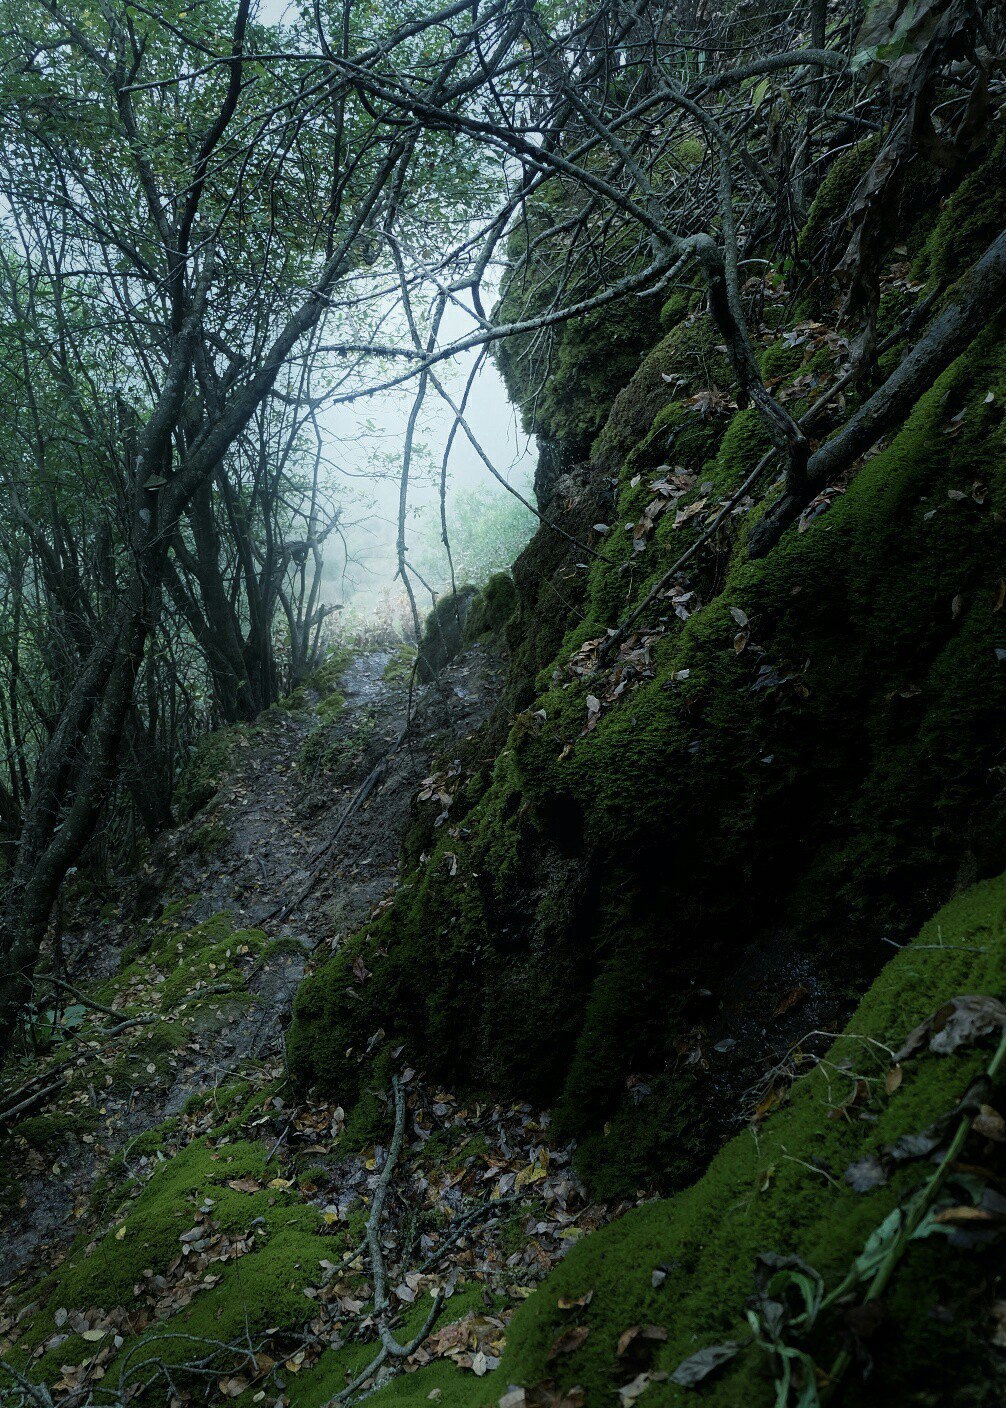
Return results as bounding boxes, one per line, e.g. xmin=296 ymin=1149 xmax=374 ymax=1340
xmin=0 ymin=1355 xmax=55 ymax=1407
xmin=0 ymin=1075 xmax=67 ymax=1127
xmin=598 ymin=285 xmax=945 ymax=662
xmin=44 ymin=975 xmax=125 ymax=1021
xmin=322 ymin=1076 xmax=444 ymax=1406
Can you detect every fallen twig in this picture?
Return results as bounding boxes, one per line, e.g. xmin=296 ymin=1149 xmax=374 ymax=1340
xmin=272 ymin=725 xmax=407 ymax=925
xmin=323 ymin=1076 xmax=444 ymax=1406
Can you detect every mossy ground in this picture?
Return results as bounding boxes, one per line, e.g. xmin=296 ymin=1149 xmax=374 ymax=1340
xmin=360 ymin=873 xmax=1006 ymax=1408
xmin=5 ymin=1122 xmax=484 ymax=1406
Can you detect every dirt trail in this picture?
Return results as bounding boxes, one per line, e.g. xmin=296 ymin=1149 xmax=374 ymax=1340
xmin=0 ymin=640 xmax=505 ymax=1284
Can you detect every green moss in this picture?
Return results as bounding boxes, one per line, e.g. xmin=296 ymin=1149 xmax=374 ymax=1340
xmin=298 ymin=709 xmax=378 ymax=780
xmin=913 ymin=136 xmax=1006 ymax=289
xmin=798 ymin=137 xmax=879 ymax=262
xmin=174 ymin=724 xmax=252 ymax=822
xmin=495 ymin=194 xmax=662 ymax=462
xmin=13 ymin=1138 xmax=327 ymax=1377
xmin=382 ymin=641 xmax=418 ymax=683
xmin=276 ymin=646 xmax=353 ymax=713
xmin=361 ymin=873 xmax=1006 ymax=1408
xmin=156 ymin=922 xmax=267 ymax=1010
xmin=189 ymin=819 xmax=228 ymax=856
xmin=12 ymin=1108 xmax=99 ymax=1147
xmin=182 ymin=1079 xmax=252 ymax=1118
xmin=464 ymin=572 xmax=518 ymax=641
xmin=591 ymin=315 xmax=732 ymax=475
xmin=417 ymin=586 xmax=477 ymax=681
xmin=658 ymin=287 xmax=693 ymax=332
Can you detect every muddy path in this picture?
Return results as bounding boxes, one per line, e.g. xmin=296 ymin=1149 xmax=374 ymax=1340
xmin=0 ymin=640 xmax=506 ymax=1285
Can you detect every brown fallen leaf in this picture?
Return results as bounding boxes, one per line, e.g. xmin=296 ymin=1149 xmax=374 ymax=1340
xmin=934 ymin=1205 xmax=999 ymax=1225
xmin=557 ymin=1292 xmax=593 ymax=1311
xmin=616 ymin=1324 xmax=668 ymax=1358
xmin=973 ymin=1104 xmax=1006 ymax=1141
xmin=773 ymin=985 xmax=808 ymax=1018
xmin=547 ymin=1325 xmax=590 ymax=1360
xmin=893 ymin=995 xmax=1006 ymax=1062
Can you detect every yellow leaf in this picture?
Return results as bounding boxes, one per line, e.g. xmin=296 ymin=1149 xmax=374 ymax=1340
xmin=514 ymin=1161 xmax=547 ymax=1191
xmin=115 ymin=1225 xmax=126 ymax=1240
xmin=268 ymin=1178 xmax=294 ymax=1190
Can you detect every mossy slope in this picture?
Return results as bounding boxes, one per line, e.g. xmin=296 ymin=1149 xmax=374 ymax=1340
xmin=290 ymin=316 xmax=1006 ymax=1192
xmin=364 ymin=871 xmax=1006 ymax=1407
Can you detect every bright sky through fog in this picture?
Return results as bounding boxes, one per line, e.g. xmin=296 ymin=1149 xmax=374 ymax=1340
xmin=254 ymin=0 xmax=537 ymax=616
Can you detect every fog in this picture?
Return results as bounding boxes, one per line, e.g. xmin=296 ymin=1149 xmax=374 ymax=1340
xmin=316 ymin=327 xmax=537 ymax=626
xmin=255 ymin=0 xmax=538 ymax=631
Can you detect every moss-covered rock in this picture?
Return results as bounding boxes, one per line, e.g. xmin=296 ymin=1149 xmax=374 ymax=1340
xmin=494 ymin=194 xmax=662 ymax=465
xmin=463 ymin=572 xmax=518 ymax=642
xmin=590 ymin=314 xmax=732 ymax=476
xmin=362 ymin=871 xmax=1006 ymax=1407
xmin=416 ymin=585 xmax=477 ymax=682
xmin=290 ymin=310 xmax=1006 ymax=1196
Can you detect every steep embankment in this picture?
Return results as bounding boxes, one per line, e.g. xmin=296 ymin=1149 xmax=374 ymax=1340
xmin=290 ymin=144 xmax=1006 ymax=1202
xmin=3 ymin=140 xmax=1006 ymax=1408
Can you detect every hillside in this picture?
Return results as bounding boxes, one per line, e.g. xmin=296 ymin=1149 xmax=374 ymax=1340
xmin=2 ymin=2 xmax=1006 ymax=1405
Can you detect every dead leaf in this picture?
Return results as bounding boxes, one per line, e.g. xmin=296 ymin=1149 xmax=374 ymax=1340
xmin=772 ymin=986 xmax=808 ymax=1018
xmin=226 ymin=1178 xmax=261 ymax=1194
xmin=547 ymin=1326 xmax=590 ymax=1360
xmin=973 ymin=1104 xmax=1006 ymax=1142
xmin=618 ymin=1371 xmax=668 ymax=1405
xmin=557 ymin=1292 xmax=593 ymax=1311
xmin=893 ymin=995 xmax=1006 ymax=1062
xmin=885 ymin=1065 xmax=903 ymax=1094
xmin=669 ymin=1341 xmax=740 ymax=1386
xmin=616 ymin=1325 xmax=668 ymax=1358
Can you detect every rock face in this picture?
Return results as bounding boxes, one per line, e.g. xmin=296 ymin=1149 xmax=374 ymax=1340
xmin=290 ymin=142 xmax=1006 ymax=1199
xmin=416 ymin=585 xmax=478 ymax=681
